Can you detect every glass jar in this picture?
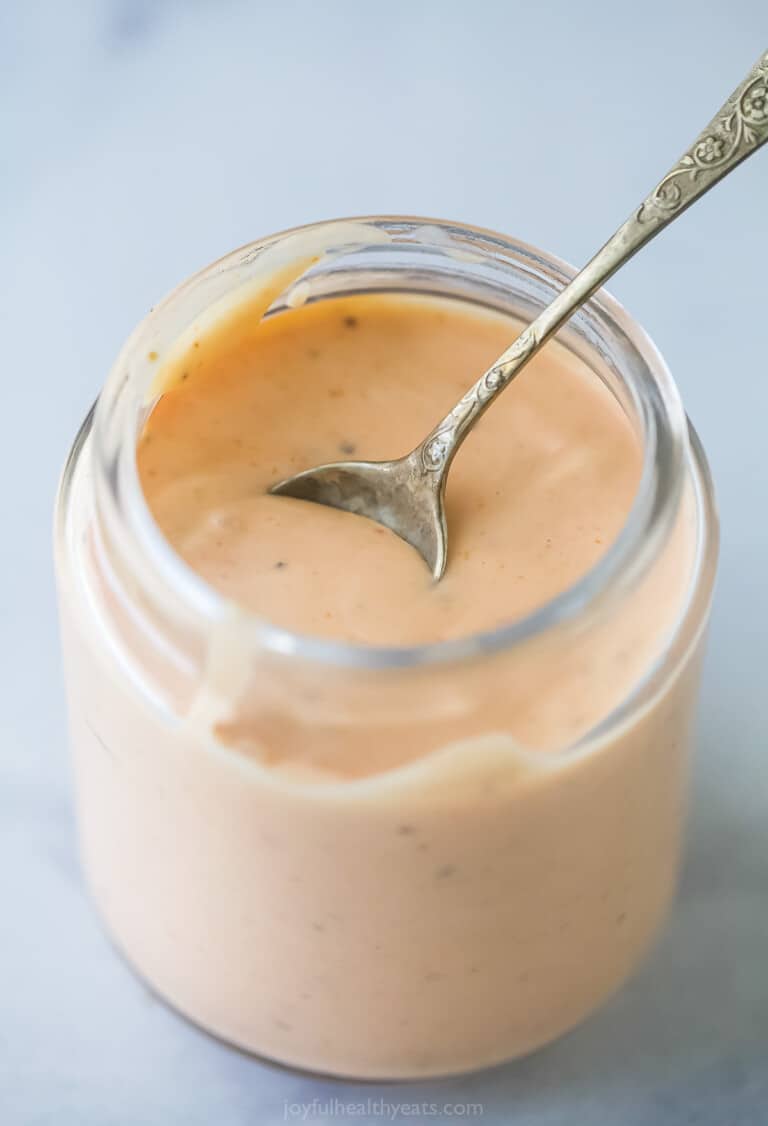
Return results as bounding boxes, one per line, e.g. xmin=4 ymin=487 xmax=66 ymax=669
xmin=54 ymin=217 xmax=718 ymax=1080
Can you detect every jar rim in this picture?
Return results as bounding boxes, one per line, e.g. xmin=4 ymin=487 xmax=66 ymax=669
xmin=89 ymin=214 xmax=705 ymax=671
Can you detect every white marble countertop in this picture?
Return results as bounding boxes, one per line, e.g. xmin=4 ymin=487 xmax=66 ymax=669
xmin=2 ymin=2 xmax=767 ymax=1123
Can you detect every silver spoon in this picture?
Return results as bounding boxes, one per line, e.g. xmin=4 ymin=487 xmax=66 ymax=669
xmin=273 ymin=51 xmax=768 ymax=579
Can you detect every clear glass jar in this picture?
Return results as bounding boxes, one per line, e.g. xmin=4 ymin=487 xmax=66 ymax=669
xmin=54 ymin=217 xmax=718 ymax=1080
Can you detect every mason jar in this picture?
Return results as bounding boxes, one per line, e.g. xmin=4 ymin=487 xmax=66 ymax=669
xmin=54 ymin=217 xmax=718 ymax=1079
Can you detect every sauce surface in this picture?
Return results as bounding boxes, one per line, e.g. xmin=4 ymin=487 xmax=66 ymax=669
xmin=138 ymin=293 xmax=642 ymax=644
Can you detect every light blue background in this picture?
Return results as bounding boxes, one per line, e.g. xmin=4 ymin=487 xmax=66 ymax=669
xmin=2 ymin=2 xmax=767 ymax=1123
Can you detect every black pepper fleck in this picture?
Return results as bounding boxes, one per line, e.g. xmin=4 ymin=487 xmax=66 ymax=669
xmin=339 ymin=441 xmax=357 ymax=456
xmin=343 ymin=315 xmax=358 ymax=328
xmin=435 ymin=864 xmax=456 ymax=880
xmin=274 ymin=560 xmax=287 ymax=570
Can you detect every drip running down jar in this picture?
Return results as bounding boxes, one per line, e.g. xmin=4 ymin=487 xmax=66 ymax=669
xmin=54 ymin=218 xmax=718 ymax=1080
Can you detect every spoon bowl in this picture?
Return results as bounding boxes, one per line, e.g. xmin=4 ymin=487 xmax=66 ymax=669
xmin=272 ymin=449 xmax=448 ymax=578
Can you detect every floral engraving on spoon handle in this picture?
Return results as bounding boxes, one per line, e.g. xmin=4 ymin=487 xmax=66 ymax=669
xmin=638 ymin=51 xmax=768 ymax=224
xmin=421 ymin=328 xmax=538 ymax=471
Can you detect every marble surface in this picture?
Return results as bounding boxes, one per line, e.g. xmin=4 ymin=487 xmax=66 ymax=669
xmin=2 ymin=2 xmax=767 ymax=1123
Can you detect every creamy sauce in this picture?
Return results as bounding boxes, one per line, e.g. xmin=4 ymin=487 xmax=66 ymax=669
xmin=138 ymin=293 xmax=642 ymax=645
xmin=57 ymin=283 xmax=706 ymax=1079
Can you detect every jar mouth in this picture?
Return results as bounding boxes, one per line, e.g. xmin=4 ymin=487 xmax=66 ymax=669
xmin=91 ymin=215 xmax=696 ymax=671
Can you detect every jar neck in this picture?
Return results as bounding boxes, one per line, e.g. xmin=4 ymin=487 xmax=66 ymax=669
xmin=90 ymin=216 xmax=689 ymax=674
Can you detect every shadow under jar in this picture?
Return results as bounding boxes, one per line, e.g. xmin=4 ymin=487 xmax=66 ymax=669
xmin=54 ymin=217 xmax=718 ymax=1080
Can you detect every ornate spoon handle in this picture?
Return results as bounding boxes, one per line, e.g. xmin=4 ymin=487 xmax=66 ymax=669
xmin=420 ymin=50 xmax=768 ymax=474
